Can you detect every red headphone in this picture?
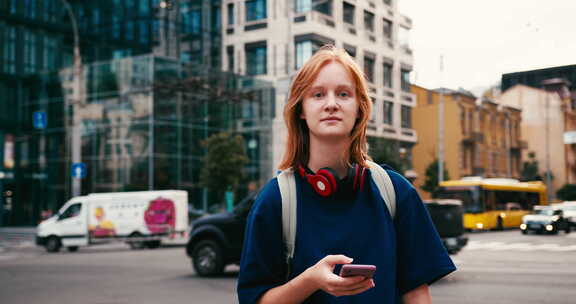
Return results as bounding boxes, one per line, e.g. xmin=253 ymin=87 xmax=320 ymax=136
xmin=297 ymin=164 xmax=366 ymax=197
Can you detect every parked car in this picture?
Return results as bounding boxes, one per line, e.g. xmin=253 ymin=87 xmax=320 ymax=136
xmin=520 ymin=206 xmax=571 ymax=234
xmin=553 ymin=201 xmax=576 ymax=228
xmin=186 ymin=192 xmax=256 ymax=276
xmin=424 ymin=199 xmax=468 ymax=254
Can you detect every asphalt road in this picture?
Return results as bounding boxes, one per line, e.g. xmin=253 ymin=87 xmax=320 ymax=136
xmin=1 ymin=230 xmax=576 ymax=304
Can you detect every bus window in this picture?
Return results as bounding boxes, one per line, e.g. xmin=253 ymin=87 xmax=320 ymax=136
xmin=437 ymin=187 xmax=482 ymax=213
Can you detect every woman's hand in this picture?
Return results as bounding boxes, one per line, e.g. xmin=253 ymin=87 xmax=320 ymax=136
xmin=304 ymin=255 xmax=375 ymax=297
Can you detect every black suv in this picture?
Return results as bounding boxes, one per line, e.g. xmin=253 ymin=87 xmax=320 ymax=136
xmin=186 ymin=193 xmax=256 ymax=276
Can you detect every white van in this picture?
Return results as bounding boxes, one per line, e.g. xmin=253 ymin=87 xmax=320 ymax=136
xmin=36 ymin=190 xmax=188 ymax=253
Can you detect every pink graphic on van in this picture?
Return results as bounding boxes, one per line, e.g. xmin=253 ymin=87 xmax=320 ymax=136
xmin=144 ymin=197 xmax=175 ymax=234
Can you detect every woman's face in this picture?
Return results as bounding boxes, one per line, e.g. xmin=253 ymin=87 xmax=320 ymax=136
xmin=300 ymin=61 xmax=359 ymax=141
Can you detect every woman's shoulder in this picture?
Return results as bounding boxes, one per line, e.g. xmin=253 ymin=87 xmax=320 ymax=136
xmin=251 ymin=177 xmax=283 ymax=217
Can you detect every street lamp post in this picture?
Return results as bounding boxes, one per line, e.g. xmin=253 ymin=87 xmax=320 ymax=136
xmin=60 ymin=0 xmax=83 ymax=197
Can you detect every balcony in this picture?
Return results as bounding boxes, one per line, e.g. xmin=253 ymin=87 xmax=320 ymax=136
xmin=462 ymin=132 xmax=484 ymax=145
xmin=292 ymin=10 xmax=335 ymax=28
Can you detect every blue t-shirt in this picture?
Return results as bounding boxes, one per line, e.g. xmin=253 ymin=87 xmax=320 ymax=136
xmin=237 ymin=166 xmax=456 ymax=303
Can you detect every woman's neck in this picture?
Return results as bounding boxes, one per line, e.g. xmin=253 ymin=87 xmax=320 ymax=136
xmin=307 ymin=136 xmax=351 ymax=178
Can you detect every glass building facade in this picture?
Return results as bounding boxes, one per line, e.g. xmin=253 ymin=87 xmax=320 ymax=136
xmin=0 ymin=1 xmax=273 ymax=226
xmin=6 ymin=55 xmax=274 ymax=226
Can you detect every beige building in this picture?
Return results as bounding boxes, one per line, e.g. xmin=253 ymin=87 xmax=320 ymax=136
xmin=222 ymin=0 xmax=416 ymax=175
xmin=498 ymin=84 xmax=576 ymax=197
xmin=412 ymin=85 xmax=523 ymax=199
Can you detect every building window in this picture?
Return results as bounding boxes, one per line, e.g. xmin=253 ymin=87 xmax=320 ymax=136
xmin=25 ymin=0 xmax=36 ymax=18
xmin=383 ymin=62 xmax=393 ymax=88
xmin=399 ymin=25 xmax=410 ymax=48
xmin=212 ymin=5 xmax=221 ymax=32
xmin=343 ymin=2 xmax=355 ymax=25
xmin=383 ymin=18 xmax=392 ymax=39
xmin=295 ymin=40 xmax=322 ymax=69
xmin=10 ymin=0 xmax=18 ymax=14
xmin=245 ymin=42 xmax=267 ymax=75
xmin=23 ymin=30 xmax=38 ymax=74
xmin=228 ymin=3 xmax=234 ymax=25
xmin=246 ymin=0 xmax=267 ymax=22
xmin=343 ymin=44 xmax=356 ymax=58
xmin=295 ymin=0 xmax=311 ymax=13
xmin=364 ymin=56 xmax=374 ymax=83
xmin=3 ymin=26 xmax=17 ymax=74
xmin=183 ymin=7 xmax=202 ymax=35
xmin=139 ymin=20 xmax=149 ymax=44
xmin=401 ymin=105 xmax=412 ymax=128
xmin=43 ymin=36 xmax=57 ymax=70
xmin=315 ymin=0 xmax=332 ymax=16
xmin=384 ymin=0 xmax=392 ymax=6
xmin=126 ymin=21 xmax=134 ymax=40
xmin=364 ymin=10 xmax=374 ymax=32
xmin=383 ymin=101 xmax=393 ymax=125
xmin=227 ymin=45 xmax=235 ymax=72
xmin=401 ymin=69 xmax=411 ymax=92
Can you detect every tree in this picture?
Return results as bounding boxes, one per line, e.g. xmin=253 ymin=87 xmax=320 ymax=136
xmin=520 ymin=152 xmax=542 ymax=181
xmin=200 ymin=132 xmax=249 ymax=211
xmin=421 ymin=159 xmax=449 ymax=197
xmin=557 ymin=184 xmax=576 ymax=201
xmin=368 ymin=138 xmax=406 ymax=173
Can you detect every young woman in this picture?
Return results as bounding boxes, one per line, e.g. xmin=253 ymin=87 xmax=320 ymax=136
xmin=237 ymin=46 xmax=455 ymax=303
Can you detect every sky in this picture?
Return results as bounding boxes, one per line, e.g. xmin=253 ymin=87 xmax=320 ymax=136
xmin=398 ymin=0 xmax=576 ymax=94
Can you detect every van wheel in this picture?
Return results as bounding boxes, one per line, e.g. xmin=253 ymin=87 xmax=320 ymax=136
xmin=192 ymin=240 xmax=225 ymax=276
xmin=127 ymin=232 xmax=146 ymax=250
xmin=45 ymin=236 xmax=61 ymax=253
xmin=146 ymin=240 xmax=162 ymax=249
xmin=67 ymin=246 xmax=79 ymax=252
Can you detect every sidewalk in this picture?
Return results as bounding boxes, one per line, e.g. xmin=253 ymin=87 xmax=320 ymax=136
xmin=0 ymin=227 xmax=36 ymax=246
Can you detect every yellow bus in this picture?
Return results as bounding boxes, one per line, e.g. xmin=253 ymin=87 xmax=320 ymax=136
xmin=437 ymin=177 xmax=547 ymax=230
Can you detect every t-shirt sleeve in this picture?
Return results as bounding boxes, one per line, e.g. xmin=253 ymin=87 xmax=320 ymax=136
xmin=237 ymin=178 xmax=286 ymax=303
xmin=388 ymin=170 xmax=457 ymax=295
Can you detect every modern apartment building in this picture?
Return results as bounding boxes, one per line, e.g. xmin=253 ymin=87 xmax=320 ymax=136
xmin=221 ymin=0 xmax=417 ymax=173
xmin=412 ymin=85 xmax=523 ymax=199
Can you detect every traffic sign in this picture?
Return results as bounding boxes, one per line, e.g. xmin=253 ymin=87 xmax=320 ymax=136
xmin=71 ymin=163 xmax=86 ymax=179
xmin=33 ymin=111 xmax=47 ymax=129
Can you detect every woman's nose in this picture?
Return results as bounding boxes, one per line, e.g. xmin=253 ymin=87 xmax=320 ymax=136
xmin=324 ymin=93 xmax=338 ymax=110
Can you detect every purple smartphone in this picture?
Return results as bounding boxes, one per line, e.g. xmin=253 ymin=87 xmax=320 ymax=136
xmin=339 ymin=264 xmax=377 ymax=278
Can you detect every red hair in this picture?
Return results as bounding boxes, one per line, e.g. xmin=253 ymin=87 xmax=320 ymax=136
xmin=278 ymin=45 xmax=372 ymax=171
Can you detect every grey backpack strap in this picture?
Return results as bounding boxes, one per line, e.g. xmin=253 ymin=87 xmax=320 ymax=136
xmin=277 ymin=169 xmax=297 ymax=272
xmin=366 ymin=160 xmax=396 ymax=219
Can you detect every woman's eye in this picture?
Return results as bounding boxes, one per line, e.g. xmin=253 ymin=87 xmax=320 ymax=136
xmin=339 ymin=91 xmax=350 ymax=97
xmin=313 ymin=92 xmax=323 ymax=98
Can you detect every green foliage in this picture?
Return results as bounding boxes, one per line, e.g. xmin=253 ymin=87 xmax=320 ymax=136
xmin=521 ymin=151 xmax=542 ymax=181
xmin=368 ymin=137 xmax=406 ymax=173
xmin=421 ymin=159 xmax=449 ymax=197
xmin=557 ymin=184 xmax=576 ymax=201
xmin=200 ymin=132 xmax=249 ymax=210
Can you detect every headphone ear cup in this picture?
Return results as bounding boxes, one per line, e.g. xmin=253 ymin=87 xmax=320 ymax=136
xmin=317 ymin=168 xmax=338 ymax=195
xmin=310 ymin=174 xmax=333 ymax=197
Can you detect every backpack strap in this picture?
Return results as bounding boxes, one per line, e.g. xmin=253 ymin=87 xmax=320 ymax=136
xmin=277 ymin=169 xmax=297 ymax=276
xmin=366 ymin=160 xmax=396 ymax=219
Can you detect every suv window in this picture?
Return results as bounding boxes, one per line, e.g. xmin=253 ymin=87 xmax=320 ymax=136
xmin=59 ymin=203 xmax=82 ymax=220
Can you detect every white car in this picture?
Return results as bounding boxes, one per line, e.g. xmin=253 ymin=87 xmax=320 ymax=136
xmin=520 ymin=206 xmax=571 ymax=235
xmin=554 ymin=201 xmax=576 ymax=227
